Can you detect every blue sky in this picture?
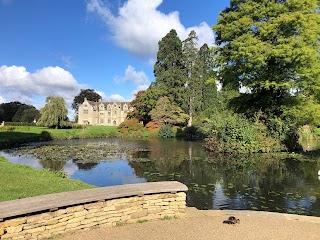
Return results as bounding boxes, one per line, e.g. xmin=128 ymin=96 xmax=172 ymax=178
xmin=0 ymin=0 xmax=230 ymax=116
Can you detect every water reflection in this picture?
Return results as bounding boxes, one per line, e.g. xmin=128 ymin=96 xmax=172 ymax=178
xmin=1 ymin=138 xmax=320 ymax=216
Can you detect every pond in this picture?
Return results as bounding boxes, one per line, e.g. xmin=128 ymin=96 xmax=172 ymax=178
xmin=1 ymin=138 xmax=320 ymax=217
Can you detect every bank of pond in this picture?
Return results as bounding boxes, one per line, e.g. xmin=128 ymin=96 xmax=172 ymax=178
xmin=1 ymin=138 xmax=320 ymax=217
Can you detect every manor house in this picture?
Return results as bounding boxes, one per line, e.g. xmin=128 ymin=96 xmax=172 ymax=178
xmin=78 ymin=98 xmax=130 ymax=126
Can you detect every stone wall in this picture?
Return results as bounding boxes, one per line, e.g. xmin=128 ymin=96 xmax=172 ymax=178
xmin=0 ymin=182 xmax=187 ymax=240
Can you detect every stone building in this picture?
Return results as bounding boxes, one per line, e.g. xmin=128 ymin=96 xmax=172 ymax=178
xmin=78 ymin=98 xmax=130 ymax=126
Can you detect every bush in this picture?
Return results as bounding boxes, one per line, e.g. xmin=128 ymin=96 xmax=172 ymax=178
xmin=118 ymin=119 xmax=144 ymax=137
xmin=40 ymin=131 xmax=53 ymax=141
xmin=145 ymin=121 xmax=162 ymax=133
xmin=158 ymin=125 xmax=175 ymax=139
xmin=203 ymin=111 xmax=285 ymax=153
xmin=183 ymin=126 xmax=205 ymax=140
xmin=4 ymin=122 xmax=35 ymax=126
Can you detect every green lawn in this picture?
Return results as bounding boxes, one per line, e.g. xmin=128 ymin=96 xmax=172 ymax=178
xmin=0 ymin=126 xmax=122 ymax=148
xmin=0 ymin=156 xmax=95 ymax=202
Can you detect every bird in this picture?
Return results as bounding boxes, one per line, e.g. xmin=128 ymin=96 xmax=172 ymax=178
xmin=223 ymin=216 xmax=240 ymax=225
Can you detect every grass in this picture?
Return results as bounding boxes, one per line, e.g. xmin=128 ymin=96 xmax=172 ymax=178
xmin=0 ymin=156 xmax=95 ymax=202
xmin=161 ymin=216 xmax=173 ymax=220
xmin=0 ymin=126 xmax=122 ymax=148
xmin=137 ymin=219 xmax=148 ymax=223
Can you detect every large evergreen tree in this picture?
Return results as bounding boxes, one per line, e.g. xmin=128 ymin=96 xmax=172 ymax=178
xmin=213 ymin=0 xmax=320 ymax=124
xmin=152 ymin=29 xmax=187 ymax=107
xmin=37 ymin=96 xmax=68 ymax=128
xmin=198 ymin=43 xmax=217 ymax=112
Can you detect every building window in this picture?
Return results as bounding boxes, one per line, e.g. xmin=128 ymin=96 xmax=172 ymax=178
xmin=114 ymin=111 xmax=117 ymax=115
xmin=100 ymin=112 xmax=104 ymax=115
xmin=100 ymin=119 xmax=104 ymax=124
xmin=83 ymin=110 xmax=88 ymax=115
xmin=108 ymin=119 xmax=111 ymax=124
xmin=108 ymin=111 xmax=111 ymax=116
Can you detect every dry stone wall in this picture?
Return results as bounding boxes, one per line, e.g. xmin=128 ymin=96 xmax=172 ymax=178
xmin=0 ymin=182 xmax=187 ymax=240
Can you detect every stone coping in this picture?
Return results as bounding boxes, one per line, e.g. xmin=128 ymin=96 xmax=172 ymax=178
xmin=0 ymin=181 xmax=188 ymax=220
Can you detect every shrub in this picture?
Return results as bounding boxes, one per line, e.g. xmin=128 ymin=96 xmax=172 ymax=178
xmin=0 ymin=126 xmax=15 ymax=132
xmin=107 ymin=131 xmax=118 ymax=138
xmin=71 ymin=123 xmax=85 ymax=129
xmin=118 ymin=119 xmax=144 ymax=137
xmin=158 ymin=124 xmax=175 ymax=139
xmin=4 ymin=122 xmax=36 ymax=126
xmin=145 ymin=121 xmax=162 ymax=133
xmin=40 ymin=131 xmax=53 ymax=141
xmin=203 ymin=111 xmax=285 ymax=153
xmin=184 ymin=126 xmax=205 ymax=140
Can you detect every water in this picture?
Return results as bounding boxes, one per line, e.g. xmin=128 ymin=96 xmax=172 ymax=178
xmin=1 ymin=138 xmax=320 ymax=216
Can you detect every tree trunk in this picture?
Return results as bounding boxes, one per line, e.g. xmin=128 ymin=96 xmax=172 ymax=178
xmin=187 ymin=98 xmax=192 ymax=127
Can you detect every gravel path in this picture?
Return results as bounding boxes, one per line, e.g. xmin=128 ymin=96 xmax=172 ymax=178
xmin=61 ymin=208 xmax=320 ymax=240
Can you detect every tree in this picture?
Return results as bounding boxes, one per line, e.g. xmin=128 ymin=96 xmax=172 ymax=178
xmin=182 ymin=30 xmax=201 ymax=127
xmin=0 ymin=102 xmax=25 ymax=122
xmin=150 ymin=96 xmax=188 ymax=125
xmin=72 ymin=89 xmax=101 ymax=114
xmin=37 ymin=96 xmax=68 ymax=128
xmin=127 ymin=90 xmax=151 ymax=124
xmin=152 ymin=29 xmax=187 ymax=107
xmin=213 ymin=0 xmax=320 ymax=123
xmin=12 ymin=105 xmax=40 ymax=122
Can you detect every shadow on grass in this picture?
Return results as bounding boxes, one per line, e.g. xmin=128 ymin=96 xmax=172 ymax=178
xmin=0 ymin=131 xmax=53 ymax=149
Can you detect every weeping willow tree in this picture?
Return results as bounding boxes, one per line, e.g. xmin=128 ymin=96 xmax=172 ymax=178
xmin=37 ymin=96 xmax=68 ymax=128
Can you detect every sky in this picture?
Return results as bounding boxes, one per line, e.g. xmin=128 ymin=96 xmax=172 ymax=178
xmin=0 ymin=0 xmax=230 ymax=117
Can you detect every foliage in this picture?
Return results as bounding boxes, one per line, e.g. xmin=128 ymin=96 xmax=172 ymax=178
xmin=182 ymin=30 xmax=203 ymax=126
xmin=150 ymin=97 xmax=188 ymax=125
xmin=145 ymin=121 xmax=162 ymax=133
xmin=0 ymin=156 xmax=94 ymax=201
xmin=213 ymin=0 xmax=320 ymax=123
xmin=72 ymin=89 xmax=101 ymax=114
xmin=202 ymin=78 xmax=218 ymax=112
xmin=118 ymin=119 xmax=144 ymax=137
xmin=12 ymin=105 xmax=40 ymax=122
xmin=183 ymin=126 xmax=205 ymax=140
xmin=203 ymin=110 xmax=285 ymax=153
xmin=37 ymin=96 xmax=69 ymax=129
xmin=0 ymin=101 xmax=40 ymax=122
xmin=4 ymin=122 xmax=36 ymax=126
xmin=127 ymin=90 xmax=151 ymax=124
xmin=157 ymin=124 xmax=175 ymax=139
xmin=0 ymin=126 xmax=16 ymax=132
xmin=152 ymin=29 xmax=187 ymax=107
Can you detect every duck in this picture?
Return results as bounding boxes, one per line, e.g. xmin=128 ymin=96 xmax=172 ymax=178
xmin=223 ymin=216 xmax=240 ymax=224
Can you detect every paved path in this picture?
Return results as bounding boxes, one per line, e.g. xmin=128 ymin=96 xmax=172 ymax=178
xmin=61 ymin=208 xmax=320 ymax=240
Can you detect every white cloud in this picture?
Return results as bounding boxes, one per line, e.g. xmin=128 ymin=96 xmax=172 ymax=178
xmin=87 ymin=0 xmax=215 ymax=59
xmin=114 ymin=65 xmax=150 ymax=101
xmin=0 ymin=96 xmax=5 ymax=104
xmin=0 ymin=65 xmax=84 ymax=109
xmin=109 ymin=94 xmax=126 ymax=102
xmin=131 ymin=84 xmax=149 ymax=97
xmin=115 ymin=65 xmax=149 ymax=85
xmin=96 ymin=90 xmax=108 ymax=101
